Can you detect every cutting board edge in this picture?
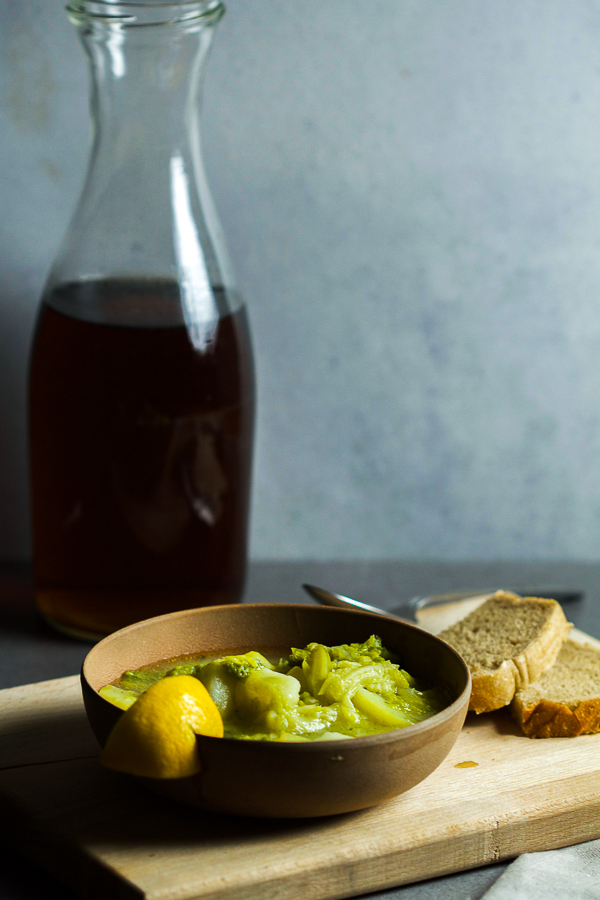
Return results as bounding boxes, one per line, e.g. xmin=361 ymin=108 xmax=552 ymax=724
xmin=0 ymin=788 xmax=147 ymax=900
xmin=78 ymin=801 xmax=600 ymax=900
xmin=69 ymin=769 xmax=600 ymax=900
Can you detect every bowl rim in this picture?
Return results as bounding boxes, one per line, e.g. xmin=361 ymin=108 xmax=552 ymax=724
xmin=82 ymin=602 xmax=471 ymax=749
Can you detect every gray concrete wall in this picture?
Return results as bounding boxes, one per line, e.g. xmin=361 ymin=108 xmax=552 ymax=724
xmin=2 ymin=1 xmax=600 ymax=562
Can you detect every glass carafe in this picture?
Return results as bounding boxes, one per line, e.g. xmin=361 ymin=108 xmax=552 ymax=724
xmin=28 ymin=0 xmax=255 ymax=640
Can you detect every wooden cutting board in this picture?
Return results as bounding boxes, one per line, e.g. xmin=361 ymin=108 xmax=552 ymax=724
xmin=1 ymin=616 xmax=600 ymax=900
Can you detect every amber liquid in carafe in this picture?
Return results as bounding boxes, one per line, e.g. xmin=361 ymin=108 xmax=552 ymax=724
xmin=29 ymin=278 xmax=255 ymax=640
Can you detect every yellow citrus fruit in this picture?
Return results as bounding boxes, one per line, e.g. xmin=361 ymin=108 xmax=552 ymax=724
xmin=100 ymin=675 xmax=224 ymax=779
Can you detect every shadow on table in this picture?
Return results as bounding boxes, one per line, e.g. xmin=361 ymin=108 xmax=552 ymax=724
xmin=0 ymin=565 xmax=93 ymax=686
xmin=0 ymin=566 xmax=44 ymax=635
xmin=0 ymin=841 xmax=80 ymax=900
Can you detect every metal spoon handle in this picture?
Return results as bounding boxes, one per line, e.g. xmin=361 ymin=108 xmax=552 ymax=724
xmin=302 ymin=584 xmax=412 ymax=619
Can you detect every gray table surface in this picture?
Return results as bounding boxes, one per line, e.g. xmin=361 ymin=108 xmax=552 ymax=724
xmin=0 ymin=559 xmax=597 ymax=900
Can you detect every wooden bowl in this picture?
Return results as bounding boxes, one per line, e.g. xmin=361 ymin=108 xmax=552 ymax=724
xmin=81 ymin=603 xmax=470 ymax=818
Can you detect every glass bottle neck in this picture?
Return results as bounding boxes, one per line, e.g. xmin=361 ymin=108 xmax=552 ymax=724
xmin=68 ymin=0 xmax=225 ymax=143
xmin=45 ymin=0 xmax=236 ymax=345
xmin=82 ymin=21 xmax=214 ymax=154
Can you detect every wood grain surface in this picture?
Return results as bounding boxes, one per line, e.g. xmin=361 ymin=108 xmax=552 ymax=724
xmin=0 ymin=613 xmax=599 ymax=900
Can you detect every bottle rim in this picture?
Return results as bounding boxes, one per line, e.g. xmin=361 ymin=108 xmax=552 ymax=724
xmin=66 ymin=0 xmax=225 ymax=28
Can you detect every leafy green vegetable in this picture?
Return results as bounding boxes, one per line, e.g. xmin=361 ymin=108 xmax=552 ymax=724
xmin=220 ymin=651 xmax=273 ymax=680
xmin=286 ymin=634 xmax=396 ymax=668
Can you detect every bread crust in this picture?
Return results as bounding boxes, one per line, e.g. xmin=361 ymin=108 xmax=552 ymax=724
xmin=440 ymin=592 xmax=571 ymax=714
xmin=511 ymin=639 xmax=600 ymax=737
xmin=512 ymin=697 xmax=600 ymax=738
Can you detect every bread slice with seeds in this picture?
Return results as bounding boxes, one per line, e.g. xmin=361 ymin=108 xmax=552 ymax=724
xmin=438 ymin=590 xmax=571 ymax=714
xmin=511 ymin=638 xmax=600 ymax=738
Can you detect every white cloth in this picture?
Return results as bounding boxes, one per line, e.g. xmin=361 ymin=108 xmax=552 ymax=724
xmin=481 ymin=841 xmax=600 ymax=900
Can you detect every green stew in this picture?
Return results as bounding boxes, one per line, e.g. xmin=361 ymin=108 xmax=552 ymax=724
xmin=100 ymin=635 xmax=448 ymax=742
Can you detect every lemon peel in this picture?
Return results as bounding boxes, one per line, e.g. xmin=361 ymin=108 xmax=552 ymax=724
xmin=100 ymin=675 xmax=223 ymax=779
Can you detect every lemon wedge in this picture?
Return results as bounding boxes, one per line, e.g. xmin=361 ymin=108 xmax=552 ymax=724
xmin=100 ymin=675 xmax=224 ymax=779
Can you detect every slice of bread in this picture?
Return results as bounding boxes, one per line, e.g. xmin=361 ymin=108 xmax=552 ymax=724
xmin=511 ymin=639 xmax=600 ymax=738
xmin=438 ymin=591 xmax=571 ymax=714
